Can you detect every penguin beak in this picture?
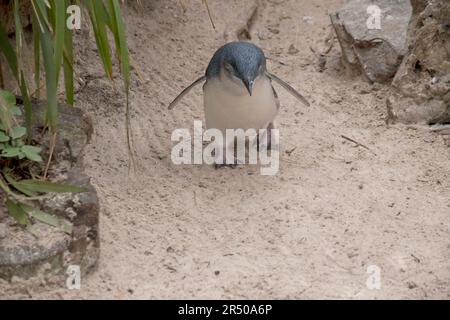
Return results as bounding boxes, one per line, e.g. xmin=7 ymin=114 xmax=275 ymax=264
xmin=244 ymin=79 xmax=254 ymax=96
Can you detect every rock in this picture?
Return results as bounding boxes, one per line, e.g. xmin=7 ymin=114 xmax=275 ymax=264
xmin=28 ymin=101 xmax=93 ymax=166
xmin=387 ymin=0 xmax=450 ymax=124
xmin=331 ymin=0 xmax=412 ymax=83
xmin=288 ymin=44 xmax=299 ymax=55
xmin=0 ymin=224 xmax=70 ymax=280
xmin=0 ymin=102 xmax=99 ymax=282
xmin=387 ymin=92 xmax=449 ymax=124
xmin=302 ymin=16 xmax=314 ymax=25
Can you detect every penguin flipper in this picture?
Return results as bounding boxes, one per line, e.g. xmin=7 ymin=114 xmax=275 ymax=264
xmin=168 ymin=76 xmax=206 ymax=110
xmin=271 ymin=85 xmax=280 ymax=111
xmin=266 ymin=72 xmax=310 ymax=107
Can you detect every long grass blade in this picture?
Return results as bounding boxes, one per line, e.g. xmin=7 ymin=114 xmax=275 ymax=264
xmin=32 ymin=0 xmax=53 ymax=34
xmin=6 ymin=198 xmax=31 ymax=227
xmin=32 ymin=12 xmax=41 ymax=99
xmin=14 ymin=179 xmax=86 ymax=193
xmin=53 ymin=0 xmax=65 ymax=84
xmin=20 ymin=203 xmax=73 ymax=234
xmin=107 ymin=0 xmax=130 ymax=88
xmin=85 ymin=0 xmax=113 ymax=79
xmin=4 ymin=172 xmax=38 ymax=197
xmin=0 ymin=22 xmax=18 ymax=79
xmin=0 ymin=89 xmax=15 ymax=134
xmin=14 ymin=0 xmax=34 ymax=141
xmin=18 ymin=72 xmax=33 ymax=141
xmin=107 ymin=0 xmax=134 ymax=168
xmin=13 ymin=0 xmax=23 ymax=79
xmin=32 ymin=0 xmax=58 ymax=131
xmin=41 ymin=31 xmax=57 ymax=130
xmin=0 ymin=18 xmax=33 ymax=140
xmin=63 ymin=0 xmax=74 ymax=105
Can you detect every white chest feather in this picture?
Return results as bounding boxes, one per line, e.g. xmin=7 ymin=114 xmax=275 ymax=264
xmin=203 ymin=76 xmax=278 ymax=132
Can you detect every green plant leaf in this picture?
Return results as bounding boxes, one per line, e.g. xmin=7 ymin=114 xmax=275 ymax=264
xmin=0 ymin=131 xmax=9 ymax=142
xmin=107 ymin=0 xmax=130 ymax=89
xmin=0 ymin=90 xmax=15 ymax=134
xmin=11 ymin=126 xmax=27 ymax=139
xmin=31 ymin=0 xmax=53 ymax=33
xmin=53 ymin=0 xmax=65 ymax=83
xmin=13 ymin=0 xmax=23 ymax=79
xmin=2 ymin=0 xmax=131 ymax=156
xmin=27 ymin=206 xmax=58 ymax=226
xmin=13 ymin=179 xmax=86 ymax=193
xmin=4 ymin=172 xmax=38 ymax=197
xmin=20 ymin=203 xmax=73 ymax=234
xmin=60 ymin=219 xmax=73 ymax=234
xmin=4 ymin=3 xmax=33 ymax=139
xmin=0 ymin=23 xmax=19 ymax=79
xmin=32 ymin=10 xmax=41 ymax=99
xmin=0 ymin=90 xmax=16 ymax=107
xmin=63 ymin=0 xmax=74 ymax=106
xmin=11 ymin=106 xmax=22 ymax=115
xmin=32 ymin=0 xmax=58 ymax=132
xmin=18 ymin=73 xmax=33 ymax=141
xmin=6 ymin=199 xmax=31 ymax=227
xmin=1 ymin=147 xmax=22 ymax=158
xmin=85 ymin=0 xmax=113 ymax=79
xmin=21 ymin=145 xmax=43 ymax=162
xmin=21 ymin=145 xmax=42 ymax=153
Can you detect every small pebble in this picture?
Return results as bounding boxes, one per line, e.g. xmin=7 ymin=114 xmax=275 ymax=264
xmin=303 ymin=16 xmax=314 ymax=24
xmin=288 ymin=44 xmax=299 ymax=55
xmin=166 ymin=246 xmax=175 ymax=253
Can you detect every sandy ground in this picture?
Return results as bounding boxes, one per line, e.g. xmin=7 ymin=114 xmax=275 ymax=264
xmin=4 ymin=0 xmax=450 ymax=299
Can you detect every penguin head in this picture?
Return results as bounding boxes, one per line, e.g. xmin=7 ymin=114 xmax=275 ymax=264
xmin=206 ymin=42 xmax=266 ymax=96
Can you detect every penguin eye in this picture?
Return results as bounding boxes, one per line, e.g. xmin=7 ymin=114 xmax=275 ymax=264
xmin=224 ymin=63 xmax=241 ymax=81
xmin=224 ymin=63 xmax=235 ymax=74
xmin=257 ymin=64 xmax=264 ymax=74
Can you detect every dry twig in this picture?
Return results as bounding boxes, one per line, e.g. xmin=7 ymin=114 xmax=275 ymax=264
xmin=341 ymin=135 xmax=376 ymax=155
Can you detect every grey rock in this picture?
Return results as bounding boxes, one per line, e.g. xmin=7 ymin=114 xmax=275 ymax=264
xmin=0 ymin=102 xmax=99 ymax=282
xmin=387 ymin=0 xmax=450 ymax=124
xmin=331 ymin=0 xmax=412 ymax=83
xmin=387 ymin=93 xmax=449 ymax=124
xmin=27 ymin=101 xmax=93 ymax=166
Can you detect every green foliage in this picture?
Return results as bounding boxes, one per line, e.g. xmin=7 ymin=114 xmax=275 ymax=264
xmin=0 ymin=89 xmax=83 ymax=235
xmin=0 ymin=1 xmax=131 ymax=233
xmin=0 ymin=90 xmax=42 ymax=162
xmin=0 ymin=0 xmax=131 ymax=147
